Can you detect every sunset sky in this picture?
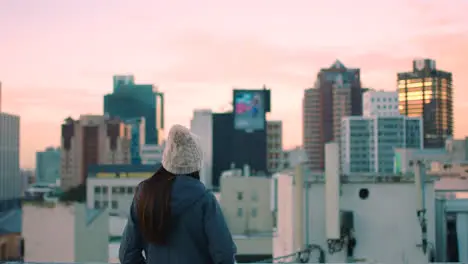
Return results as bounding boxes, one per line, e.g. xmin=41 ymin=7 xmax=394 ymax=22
xmin=1 ymin=0 xmax=468 ymax=168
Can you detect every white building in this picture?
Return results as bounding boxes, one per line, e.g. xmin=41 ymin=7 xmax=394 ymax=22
xmin=140 ymin=144 xmax=164 ymax=165
xmin=362 ymin=90 xmax=399 ymax=117
xmin=219 ymin=169 xmax=273 ymax=261
xmin=266 ymin=121 xmax=283 ymax=173
xmin=273 ymin=143 xmax=437 ymax=264
xmin=86 ymin=164 xmax=158 ymax=215
xmin=0 ymin=112 xmax=21 ymax=202
xmin=341 ymin=115 xmax=423 ymax=175
xmin=190 ymin=109 xmax=213 ymax=189
xmin=22 ymin=203 xmax=109 ymax=263
xmin=283 ymin=147 xmax=306 ymax=169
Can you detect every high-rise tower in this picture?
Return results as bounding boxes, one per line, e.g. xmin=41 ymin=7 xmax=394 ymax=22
xmin=303 ymin=60 xmax=362 ymax=171
xmin=397 ymin=59 xmax=453 ymax=148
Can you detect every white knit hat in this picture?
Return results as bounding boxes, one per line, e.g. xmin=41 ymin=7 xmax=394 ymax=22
xmin=162 ymin=124 xmax=204 ymax=175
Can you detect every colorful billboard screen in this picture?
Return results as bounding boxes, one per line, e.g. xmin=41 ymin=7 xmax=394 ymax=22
xmin=233 ymin=90 xmax=265 ymax=131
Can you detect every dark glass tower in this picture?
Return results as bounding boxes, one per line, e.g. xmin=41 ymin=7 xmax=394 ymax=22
xmin=398 ymin=59 xmax=453 ymax=148
xmin=104 ymin=75 xmax=164 ymax=145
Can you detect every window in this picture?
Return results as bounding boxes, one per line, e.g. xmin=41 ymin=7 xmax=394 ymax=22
xmin=251 ymin=208 xmax=258 ymax=217
xmin=237 ymin=192 xmax=243 ymax=200
xmin=127 ymin=187 xmax=133 ymax=194
xmin=237 ymin=208 xmax=243 ymax=217
xmin=102 ymin=186 xmax=108 ymax=194
xmin=251 ymin=192 xmax=258 ymax=201
xmin=111 ymin=200 xmax=118 ymax=209
xmin=95 ymin=186 xmax=101 ymax=194
xmin=94 ymin=200 xmax=100 ymax=209
xmin=102 ymin=201 xmax=109 ymax=208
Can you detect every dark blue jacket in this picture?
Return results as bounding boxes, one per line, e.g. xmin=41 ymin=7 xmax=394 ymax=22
xmin=119 ymin=175 xmax=237 ymax=264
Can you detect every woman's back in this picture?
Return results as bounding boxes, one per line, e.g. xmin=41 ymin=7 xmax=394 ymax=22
xmin=119 ymin=124 xmax=236 ymax=264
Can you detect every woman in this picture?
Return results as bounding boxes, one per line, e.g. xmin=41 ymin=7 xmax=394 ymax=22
xmin=119 ymin=124 xmax=237 ymax=264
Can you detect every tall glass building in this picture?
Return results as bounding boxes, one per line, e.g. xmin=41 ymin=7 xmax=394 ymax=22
xmin=397 ymin=59 xmax=453 ymax=148
xmin=36 ymin=147 xmax=61 ymax=184
xmin=341 ymin=115 xmax=423 ymax=175
xmin=104 ymin=75 xmax=164 ymax=145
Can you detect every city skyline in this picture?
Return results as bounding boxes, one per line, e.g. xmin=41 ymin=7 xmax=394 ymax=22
xmin=1 ymin=0 xmax=468 ymax=168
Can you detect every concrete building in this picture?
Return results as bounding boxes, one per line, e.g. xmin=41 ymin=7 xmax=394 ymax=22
xmin=283 ymin=147 xmax=307 ymax=169
xmin=394 ymin=137 xmax=468 ymax=174
xmin=190 ymin=109 xmax=213 ymax=189
xmin=341 ymin=115 xmax=423 ymax=175
xmin=219 ymin=170 xmax=273 ymax=262
xmin=273 ymin=145 xmax=437 ymax=263
xmin=22 ymin=203 xmax=109 ymax=263
xmin=362 ymin=90 xmax=399 ymax=117
xmin=266 ymin=120 xmax=283 ymax=173
xmin=86 ymin=164 xmax=159 ymax=215
xmin=398 ymin=59 xmax=453 ymax=148
xmin=140 ymin=144 xmax=164 ymax=165
xmin=60 ymin=115 xmax=132 ymax=191
xmin=35 ymin=147 xmax=60 ymax=184
xmin=303 ymin=60 xmax=362 ymax=172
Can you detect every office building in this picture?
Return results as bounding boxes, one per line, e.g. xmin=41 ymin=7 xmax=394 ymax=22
xmin=363 ymin=90 xmax=399 ymax=117
xmin=60 ymin=115 xmax=132 ymax=191
xmin=35 ymin=147 xmax=61 ymax=184
xmin=86 ymin=164 xmax=159 ymax=215
xmin=303 ymin=60 xmax=362 ymax=171
xmin=398 ymin=59 xmax=453 ymax=148
xmin=190 ymin=109 xmax=213 ymax=189
xmin=104 ymin=75 xmax=164 ymax=145
xmin=0 ymin=112 xmax=21 ymax=205
xmin=282 ymin=147 xmax=307 ymax=169
xmin=0 ymin=83 xmax=23 ymax=261
xmin=266 ymin=121 xmax=283 ymax=173
xmin=341 ymin=115 xmax=423 ymax=174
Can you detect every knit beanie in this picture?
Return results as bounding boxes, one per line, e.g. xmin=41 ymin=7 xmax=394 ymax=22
xmin=162 ymin=124 xmax=203 ymax=175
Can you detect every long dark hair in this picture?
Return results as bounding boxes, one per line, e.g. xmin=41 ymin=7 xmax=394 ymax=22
xmin=136 ymin=166 xmax=200 ymax=245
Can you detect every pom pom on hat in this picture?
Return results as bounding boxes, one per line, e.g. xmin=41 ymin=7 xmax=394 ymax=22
xmin=162 ymin=124 xmax=203 ymax=175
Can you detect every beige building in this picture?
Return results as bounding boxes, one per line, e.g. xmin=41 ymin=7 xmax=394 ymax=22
xmin=219 ymin=172 xmax=273 ymax=260
xmin=266 ymin=120 xmax=283 ymax=173
xmin=22 ymin=202 xmax=109 ymax=263
xmin=60 ymin=115 xmax=132 ymax=191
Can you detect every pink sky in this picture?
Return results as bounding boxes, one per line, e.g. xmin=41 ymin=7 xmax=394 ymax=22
xmin=1 ymin=0 xmax=468 ymax=168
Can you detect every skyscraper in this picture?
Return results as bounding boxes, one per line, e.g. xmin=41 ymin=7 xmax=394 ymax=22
xmin=60 ymin=115 xmax=131 ymax=191
xmin=397 ymin=59 xmax=453 ymax=148
xmin=104 ymin=75 xmax=164 ymax=145
xmin=303 ymin=60 xmax=362 ymax=171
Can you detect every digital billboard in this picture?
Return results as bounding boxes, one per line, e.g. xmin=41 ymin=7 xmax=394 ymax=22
xmin=233 ymin=90 xmax=265 ymax=131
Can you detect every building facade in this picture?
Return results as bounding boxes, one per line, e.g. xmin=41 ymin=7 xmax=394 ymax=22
xmin=104 ymin=75 xmax=164 ymax=145
xmin=0 ymin=112 xmax=21 ymax=205
xmin=219 ymin=173 xmax=273 ymax=262
xmin=363 ymin=90 xmax=399 ymax=117
xmin=60 ymin=115 xmax=132 ymax=191
xmin=86 ymin=164 xmax=159 ymax=215
xmin=398 ymin=59 xmax=453 ymax=148
xmin=140 ymin=144 xmax=164 ymax=165
xmin=266 ymin=121 xmax=283 ymax=173
xmin=23 ymin=203 xmax=109 ymax=263
xmin=341 ymin=116 xmax=423 ymax=174
xmin=35 ymin=147 xmax=61 ymax=184
xmin=190 ymin=109 xmax=214 ymax=189
xmin=303 ymin=60 xmax=362 ymax=172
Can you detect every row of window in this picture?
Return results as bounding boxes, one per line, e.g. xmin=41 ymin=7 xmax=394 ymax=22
xmin=94 ymin=200 xmax=118 ymax=209
xmin=237 ymin=207 xmax=257 ymax=217
xmin=94 ymin=186 xmax=136 ymax=195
